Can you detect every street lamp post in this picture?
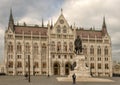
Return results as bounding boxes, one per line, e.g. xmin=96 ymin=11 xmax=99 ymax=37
xmin=28 ymin=55 xmax=30 ymax=82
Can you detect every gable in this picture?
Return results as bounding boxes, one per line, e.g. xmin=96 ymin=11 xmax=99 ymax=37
xmin=51 ymin=13 xmax=73 ymax=34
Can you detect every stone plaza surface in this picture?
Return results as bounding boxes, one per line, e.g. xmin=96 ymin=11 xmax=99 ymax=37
xmin=0 ymin=76 xmax=120 ymax=85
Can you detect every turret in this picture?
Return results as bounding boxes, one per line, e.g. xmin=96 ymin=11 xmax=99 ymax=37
xmin=8 ymin=8 xmax=14 ymax=31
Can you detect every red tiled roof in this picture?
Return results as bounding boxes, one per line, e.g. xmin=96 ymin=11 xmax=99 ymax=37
xmin=15 ymin=25 xmax=48 ymax=35
xmin=76 ymin=29 xmax=102 ymax=38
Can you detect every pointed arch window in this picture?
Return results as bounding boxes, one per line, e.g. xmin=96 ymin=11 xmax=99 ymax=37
xmin=33 ymin=43 xmax=38 ymax=54
xmin=8 ymin=42 xmax=13 ymax=53
xmin=17 ymin=42 xmax=22 ymax=53
xmin=57 ymin=42 xmax=61 ymax=52
xmin=63 ymin=26 xmax=67 ymax=33
xmin=105 ymin=63 xmax=109 ymax=69
xmin=97 ymin=46 xmax=101 ymax=55
xmin=51 ymin=41 xmax=55 ymax=51
xmin=41 ymin=43 xmax=46 ymax=59
xmin=57 ymin=25 xmax=61 ymax=33
xmin=90 ymin=45 xmax=94 ymax=55
xmin=8 ymin=61 xmax=13 ymax=68
xmin=34 ymin=62 xmax=39 ymax=68
xmin=83 ymin=45 xmax=87 ymax=54
xmin=25 ymin=43 xmax=30 ymax=53
xmin=17 ymin=61 xmax=22 ymax=68
xmin=104 ymin=46 xmax=108 ymax=55
xmin=63 ymin=42 xmax=67 ymax=52
xmin=98 ymin=63 xmax=101 ymax=69
xmin=69 ymin=42 xmax=73 ymax=52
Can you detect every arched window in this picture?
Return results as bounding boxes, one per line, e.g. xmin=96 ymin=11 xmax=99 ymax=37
xmin=17 ymin=61 xmax=22 ymax=68
xmin=51 ymin=41 xmax=55 ymax=51
xmin=34 ymin=62 xmax=39 ymax=68
xmin=90 ymin=45 xmax=94 ymax=55
xmin=98 ymin=63 xmax=101 ymax=69
xmin=97 ymin=46 xmax=101 ymax=55
xmin=83 ymin=45 xmax=87 ymax=54
xmin=63 ymin=26 xmax=67 ymax=33
xmin=104 ymin=46 xmax=108 ymax=55
xmin=41 ymin=43 xmax=46 ymax=59
xmin=57 ymin=25 xmax=61 ymax=33
xmin=17 ymin=42 xmax=22 ymax=53
xmin=25 ymin=43 xmax=30 ymax=53
xmin=63 ymin=42 xmax=67 ymax=52
xmin=8 ymin=61 xmax=13 ymax=68
xmin=57 ymin=42 xmax=61 ymax=52
xmin=8 ymin=42 xmax=13 ymax=53
xmin=33 ymin=43 xmax=38 ymax=54
xmin=105 ymin=63 xmax=109 ymax=69
xmin=69 ymin=42 xmax=73 ymax=52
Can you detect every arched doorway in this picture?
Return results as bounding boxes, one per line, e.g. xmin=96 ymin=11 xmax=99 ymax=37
xmin=53 ymin=62 xmax=60 ymax=75
xmin=65 ymin=63 xmax=71 ymax=75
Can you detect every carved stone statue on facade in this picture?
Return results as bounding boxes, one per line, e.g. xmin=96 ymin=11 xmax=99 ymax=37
xmin=74 ymin=35 xmax=82 ymax=54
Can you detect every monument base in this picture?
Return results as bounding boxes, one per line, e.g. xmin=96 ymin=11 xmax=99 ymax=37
xmin=68 ymin=54 xmax=91 ymax=78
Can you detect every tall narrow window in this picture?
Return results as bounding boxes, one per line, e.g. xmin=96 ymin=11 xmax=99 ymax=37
xmin=104 ymin=46 xmax=108 ymax=55
xmin=97 ymin=46 xmax=101 ymax=55
xmin=63 ymin=42 xmax=67 ymax=52
xmin=90 ymin=45 xmax=94 ymax=55
xmin=25 ymin=43 xmax=30 ymax=53
xmin=17 ymin=42 xmax=22 ymax=53
xmin=98 ymin=63 xmax=101 ymax=69
xmin=8 ymin=61 xmax=13 ymax=68
xmin=57 ymin=42 xmax=61 ymax=52
xmin=69 ymin=42 xmax=73 ymax=52
xmin=51 ymin=41 xmax=55 ymax=51
xmin=33 ymin=43 xmax=38 ymax=54
xmin=41 ymin=43 xmax=46 ymax=59
xmin=83 ymin=45 xmax=87 ymax=54
xmin=8 ymin=42 xmax=13 ymax=53
xmin=105 ymin=63 xmax=109 ymax=69
xmin=17 ymin=62 xmax=22 ymax=68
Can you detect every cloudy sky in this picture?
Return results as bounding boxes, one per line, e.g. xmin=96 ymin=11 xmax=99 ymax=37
xmin=0 ymin=0 xmax=120 ymax=63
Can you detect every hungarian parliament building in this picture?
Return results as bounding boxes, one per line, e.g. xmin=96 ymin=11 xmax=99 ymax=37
xmin=4 ymin=9 xmax=112 ymax=77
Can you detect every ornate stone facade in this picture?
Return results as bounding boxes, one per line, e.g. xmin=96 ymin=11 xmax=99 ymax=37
xmin=4 ymin=10 xmax=112 ymax=77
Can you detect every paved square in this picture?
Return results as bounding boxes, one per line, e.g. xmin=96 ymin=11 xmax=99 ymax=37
xmin=0 ymin=76 xmax=120 ymax=85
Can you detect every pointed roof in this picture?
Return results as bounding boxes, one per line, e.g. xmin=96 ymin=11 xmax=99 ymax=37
xmin=9 ymin=8 xmax=14 ymax=25
xmin=8 ymin=8 xmax=14 ymax=31
xmin=102 ymin=16 xmax=108 ymax=35
xmin=102 ymin=16 xmax=106 ymax=28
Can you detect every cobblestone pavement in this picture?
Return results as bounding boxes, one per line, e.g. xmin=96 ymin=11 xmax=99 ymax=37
xmin=0 ymin=76 xmax=120 ymax=85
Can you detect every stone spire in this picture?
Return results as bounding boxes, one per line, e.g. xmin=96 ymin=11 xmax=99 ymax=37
xmin=8 ymin=8 xmax=14 ymax=31
xmin=102 ymin=16 xmax=108 ymax=36
xmin=102 ymin=16 xmax=106 ymax=28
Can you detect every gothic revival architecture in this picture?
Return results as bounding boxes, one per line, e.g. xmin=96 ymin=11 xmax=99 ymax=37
xmin=4 ymin=9 xmax=112 ymax=77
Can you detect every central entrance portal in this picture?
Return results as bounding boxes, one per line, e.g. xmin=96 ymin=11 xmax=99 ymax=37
xmin=53 ymin=62 xmax=60 ymax=75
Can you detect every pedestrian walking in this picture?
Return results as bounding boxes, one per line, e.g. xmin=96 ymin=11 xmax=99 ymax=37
xmin=72 ymin=73 xmax=76 ymax=84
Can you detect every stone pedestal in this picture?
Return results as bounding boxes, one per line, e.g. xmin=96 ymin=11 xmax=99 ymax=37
xmin=68 ymin=53 xmax=91 ymax=78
